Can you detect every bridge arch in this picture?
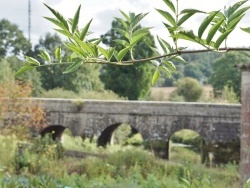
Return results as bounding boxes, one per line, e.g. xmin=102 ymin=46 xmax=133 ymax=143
xmin=40 ymin=125 xmax=66 ymax=141
xmin=97 ymin=123 xmax=142 ymax=147
xmin=169 ymin=129 xmax=203 ymax=163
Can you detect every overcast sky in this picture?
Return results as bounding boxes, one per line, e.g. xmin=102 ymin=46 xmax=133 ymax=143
xmin=0 ymin=0 xmax=250 ymax=49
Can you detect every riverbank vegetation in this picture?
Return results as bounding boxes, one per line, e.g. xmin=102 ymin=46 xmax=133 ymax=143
xmin=0 ymin=131 xmax=240 ymax=188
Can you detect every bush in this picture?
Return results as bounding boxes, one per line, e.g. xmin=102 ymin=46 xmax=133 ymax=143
xmin=170 ymin=77 xmax=203 ymax=102
xmin=40 ymin=88 xmax=79 ymax=99
xmin=40 ymin=88 xmax=126 ymax=100
xmin=0 ymin=81 xmax=47 ymax=140
xmin=221 ymin=85 xmax=239 ymax=103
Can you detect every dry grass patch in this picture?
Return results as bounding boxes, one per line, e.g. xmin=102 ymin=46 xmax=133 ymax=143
xmin=150 ymin=85 xmax=213 ymax=101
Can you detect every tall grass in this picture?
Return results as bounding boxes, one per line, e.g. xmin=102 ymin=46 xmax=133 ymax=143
xmin=0 ymin=131 xmax=240 ymax=188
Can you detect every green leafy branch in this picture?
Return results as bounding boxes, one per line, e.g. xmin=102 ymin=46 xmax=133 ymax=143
xmin=112 ymin=11 xmax=152 ymax=61
xmin=15 ymin=0 xmax=250 ymax=85
xmin=174 ymin=0 xmax=250 ymax=49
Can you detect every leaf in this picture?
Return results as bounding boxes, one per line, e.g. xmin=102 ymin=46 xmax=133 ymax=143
xmin=178 ymin=47 xmax=188 ymax=51
xmin=131 ymin=33 xmax=148 ymax=46
xmin=131 ymin=12 xmax=149 ymax=29
xmin=63 ymin=60 xmax=83 ymax=74
xmin=156 ymin=9 xmax=176 ymax=26
xmin=54 ymin=29 xmax=72 ymax=38
xmin=206 ymin=19 xmax=225 ymax=45
xmin=132 ymin=27 xmax=152 ymax=38
xmin=180 ymin=9 xmax=206 ymax=14
xmin=157 ymin=36 xmax=168 ymax=54
xmin=214 ymin=29 xmax=233 ymax=49
xmin=171 ymin=56 xmax=186 ymax=63
xmin=149 ymin=46 xmax=161 ymax=56
xmin=43 ymin=3 xmax=69 ymax=31
xmin=93 ymin=38 xmax=103 ymax=45
xmin=228 ymin=0 xmax=248 ymax=17
xmin=108 ymin=47 xmax=115 ymax=61
xmin=113 ymin=50 xmax=118 ymax=61
xmin=64 ymin=42 xmax=87 ymax=58
xmin=162 ymin=60 xmax=176 ymax=72
xmin=150 ymin=60 xmax=160 ymax=67
xmin=92 ymin=45 xmax=99 ymax=58
xmin=39 ymin=50 xmax=51 ymax=63
xmin=25 ymin=56 xmax=40 ymax=66
xmin=114 ymin=17 xmax=129 ymax=29
xmin=119 ymin=10 xmax=130 ymax=22
xmin=74 ymin=38 xmax=95 ymax=56
xmin=178 ymin=13 xmax=195 ymax=26
xmin=72 ymin=5 xmax=81 ymax=34
xmin=113 ymin=39 xmax=130 ymax=47
xmin=214 ymin=12 xmax=226 ymax=20
xmin=157 ymin=36 xmax=173 ymax=53
xmin=162 ymin=0 xmax=176 ymax=13
xmin=198 ymin=11 xmax=220 ymax=38
xmin=162 ymin=22 xmax=171 ymax=28
xmin=117 ymin=47 xmax=130 ymax=62
xmin=113 ymin=28 xmax=130 ymax=39
xmin=80 ymin=19 xmax=93 ymax=41
xmin=55 ymin=46 xmax=62 ymax=62
xmin=98 ymin=46 xmax=108 ymax=60
xmin=43 ymin=17 xmax=65 ymax=30
xmin=159 ymin=66 xmax=171 ymax=77
xmin=228 ymin=13 xmax=245 ymax=30
xmin=152 ymin=68 xmax=160 ymax=85
xmin=15 ymin=65 xmax=37 ymax=77
xmin=241 ymin=27 xmax=250 ymax=34
xmin=228 ymin=6 xmax=250 ymax=23
xmin=211 ymin=16 xmax=226 ymax=33
xmin=175 ymin=30 xmax=197 ymax=43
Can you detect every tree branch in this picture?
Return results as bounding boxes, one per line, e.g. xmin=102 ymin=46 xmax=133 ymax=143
xmin=88 ymin=47 xmax=250 ymax=65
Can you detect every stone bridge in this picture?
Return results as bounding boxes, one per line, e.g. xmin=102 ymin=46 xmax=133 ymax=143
xmin=37 ymin=98 xmax=241 ymax=162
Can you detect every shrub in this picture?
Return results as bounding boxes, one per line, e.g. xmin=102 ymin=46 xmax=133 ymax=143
xmin=221 ymin=85 xmax=239 ymax=103
xmin=40 ymin=88 xmax=126 ymax=100
xmin=40 ymin=88 xmax=79 ymax=99
xmin=0 ymin=81 xmax=47 ymax=140
xmin=170 ymin=77 xmax=203 ymax=102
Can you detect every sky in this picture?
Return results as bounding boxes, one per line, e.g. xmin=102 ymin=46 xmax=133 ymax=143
xmin=0 ymin=0 xmax=250 ymax=49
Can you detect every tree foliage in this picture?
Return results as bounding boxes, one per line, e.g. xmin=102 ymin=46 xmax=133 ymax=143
xmin=0 ymin=19 xmax=31 ymax=59
xmin=14 ymin=0 xmax=250 ymax=88
xmin=33 ymin=33 xmax=103 ymax=92
xmin=100 ymin=20 xmax=155 ymax=100
xmin=0 ymin=56 xmax=43 ymax=96
xmin=209 ymin=52 xmax=250 ymax=97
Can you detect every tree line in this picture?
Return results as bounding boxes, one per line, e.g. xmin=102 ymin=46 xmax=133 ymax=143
xmin=0 ymin=16 xmax=249 ymax=100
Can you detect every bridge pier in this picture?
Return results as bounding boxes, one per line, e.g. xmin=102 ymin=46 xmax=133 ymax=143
xmin=144 ymin=140 xmax=169 ymax=159
xmin=239 ymin=64 xmax=250 ymax=185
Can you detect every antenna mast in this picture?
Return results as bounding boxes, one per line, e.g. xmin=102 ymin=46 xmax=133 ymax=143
xmin=28 ymin=0 xmax=31 ymax=42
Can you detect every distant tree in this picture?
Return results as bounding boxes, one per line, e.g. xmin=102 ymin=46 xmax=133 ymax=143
xmin=184 ymin=63 xmax=203 ymax=81
xmin=0 ymin=19 xmax=31 ymax=59
xmin=0 ymin=56 xmax=43 ymax=96
xmin=209 ymin=52 xmax=250 ymax=97
xmin=100 ymin=20 xmax=155 ymax=100
xmin=34 ymin=33 xmax=103 ymax=92
xmin=0 ymin=19 xmax=42 ymax=95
